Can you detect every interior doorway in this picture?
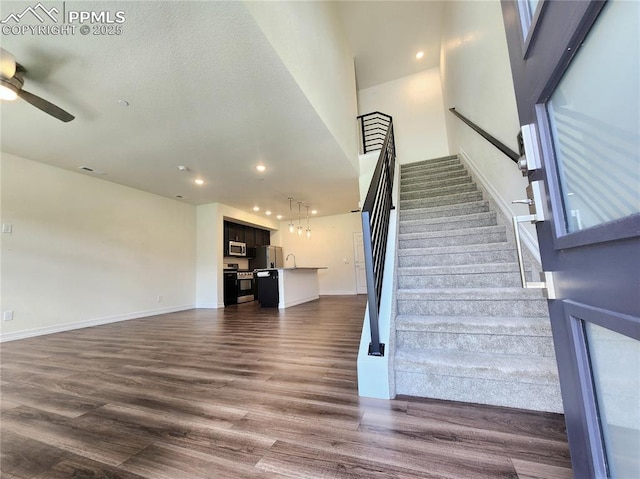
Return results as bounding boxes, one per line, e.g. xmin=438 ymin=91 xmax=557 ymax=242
xmin=353 ymin=232 xmax=367 ymax=294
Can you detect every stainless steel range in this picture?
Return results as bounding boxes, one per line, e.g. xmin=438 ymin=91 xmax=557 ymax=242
xmin=236 ymin=271 xmax=255 ymax=303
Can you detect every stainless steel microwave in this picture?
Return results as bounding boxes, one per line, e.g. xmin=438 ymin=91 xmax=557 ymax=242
xmin=228 ymin=241 xmax=246 ymax=257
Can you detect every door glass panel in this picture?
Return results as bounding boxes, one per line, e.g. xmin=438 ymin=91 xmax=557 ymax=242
xmin=546 ymin=0 xmax=640 ymax=233
xmin=584 ymin=322 xmax=640 ymax=478
xmin=526 ymin=0 xmax=540 ymax=17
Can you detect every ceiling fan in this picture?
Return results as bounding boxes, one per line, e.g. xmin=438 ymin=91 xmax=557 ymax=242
xmin=0 ymin=48 xmax=74 ymax=122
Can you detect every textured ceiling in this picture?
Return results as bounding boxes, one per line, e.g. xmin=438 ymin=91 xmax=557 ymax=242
xmin=1 ymin=1 xmax=445 ymax=219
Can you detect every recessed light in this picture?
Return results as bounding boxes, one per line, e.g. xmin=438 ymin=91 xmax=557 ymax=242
xmin=276 ymin=214 xmax=283 ymax=220
xmin=253 ymin=206 xmax=260 ymax=212
xmin=311 ymin=210 xmax=317 ymax=215
xmin=117 ymin=99 xmax=130 ymax=107
xmin=256 ymin=164 xmax=266 ymax=172
xmin=416 ymin=51 xmax=424 ymax=59
xmin=265 ymin=210 xmax=272 ymax=216
xmin=194 ymin=178 xmax=204 ymax=185
xmin=178 ymin=165 xmax=189 ymax=172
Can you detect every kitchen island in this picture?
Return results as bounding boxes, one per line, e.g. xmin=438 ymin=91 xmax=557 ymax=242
xmin=255 ymin=267 xmax=326 ymax=309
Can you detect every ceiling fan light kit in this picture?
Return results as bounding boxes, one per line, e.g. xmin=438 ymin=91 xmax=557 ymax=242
xmin=0 ymin=48 xmax=75 ymax=122
xmin=0 ymin=78 xmax=19 ymax=101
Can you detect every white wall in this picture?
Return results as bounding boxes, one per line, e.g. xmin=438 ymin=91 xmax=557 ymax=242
xmin=245 ymin=1 xmax=360 ymax=173
xmin=196 ymin=203 xmax=280 ymax=308
xmin=0 ymin=154 xmax=197 ymax=340
xmin=357 ymin=68 xmax=451 ymax=165
xmin=358 ymin=151 xmax=380 ymax=207
xmin=440 ymin=0 xmax=538 ymax=253
xmin=271 ymin=212 xmax=363 ymax=295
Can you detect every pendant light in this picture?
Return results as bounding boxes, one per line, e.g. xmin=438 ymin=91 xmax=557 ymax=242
xmin=288 ymin=197 xmax=294 ymax=233
xmin=297 ymin=202 xmax=303 ymax=237
xmin=305 ymin=205 xmax=311 ymax=239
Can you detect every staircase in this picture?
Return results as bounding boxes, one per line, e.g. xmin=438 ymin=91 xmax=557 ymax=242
xmin=393 ymin=155 xmax=562 ymax=413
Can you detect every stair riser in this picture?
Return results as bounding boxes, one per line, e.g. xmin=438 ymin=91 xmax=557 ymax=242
xmin=398 ymin=249 xmax=517 ymax=267
xmin=400 ymin=192 xmax=484 ymax=210
xmin=398 ymin=271 xmax=524 ymax=288
xmin=399 ymin=231 xmax=507 ymax=249
xmin=401 ymin=176 xmax=472 ymax=192
xmin=399 ymin=202 xmax=490 ymax=221
xmin=400 ymin=183 xmax=478 ymax=201
xmin=394 ymin=372 xmax=563 ymax=413
xmin=399 ymin=215 xmax=497 ymax=234
xmin=396 ymin=331 xmax=555 ymax=356
xmin=397 ymin=299 xmax=549 ymax=317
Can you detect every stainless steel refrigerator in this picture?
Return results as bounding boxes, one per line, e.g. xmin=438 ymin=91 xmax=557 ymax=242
xmin=250 ymin=245 xmax=283 ymax=270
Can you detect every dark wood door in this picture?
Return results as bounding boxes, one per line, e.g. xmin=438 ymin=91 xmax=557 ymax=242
xmin=502 ymin=1 xmax=639 ymax=477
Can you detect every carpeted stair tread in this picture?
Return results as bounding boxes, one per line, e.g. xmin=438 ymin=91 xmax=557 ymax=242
xmin=400 ymin=191 xmax=484 ymax=209
xmin=398 ymin=262 xmax=523 ymax=276
xmin=401 ymin=164 xmax=466 ymax=179
xmin=391 ymin=155 xmax=561 ymax=412
xmin=402 ymin=175 xmax=472 ymax=192
xmin=396 ymin=315 xmax=553 ymax=335
xmin=399 ymin=200 xmax=490 ymax=221
xmin=396 ymin=287 xmax=546 ymax=300
xmin=398 ymin=241 xmax=515 ymax=256
xmin=401 ymin=155 xmax=459 ymax=169
xmin=401 ymin=183 xmax=479 ymax=201
xmin=395 ymin=348 xmax=559 ymax=384
xmin=399 ymin=224 xmax=505 ymax=240
xmin=402 ymin=168 xmax=471 ymax=185
xmin=399 ymin=211 xmax=497 ymax=233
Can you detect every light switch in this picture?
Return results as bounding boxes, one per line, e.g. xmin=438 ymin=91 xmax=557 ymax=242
xmin=2 ymin=224 xmax=12 ymax=234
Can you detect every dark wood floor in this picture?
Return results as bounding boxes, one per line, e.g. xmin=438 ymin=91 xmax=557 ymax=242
xmin=1 ymin=296 xmax=572 ymax=478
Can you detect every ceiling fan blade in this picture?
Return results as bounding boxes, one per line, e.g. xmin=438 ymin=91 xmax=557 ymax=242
xmin=18 ymin=89 xmax=75 ymax=122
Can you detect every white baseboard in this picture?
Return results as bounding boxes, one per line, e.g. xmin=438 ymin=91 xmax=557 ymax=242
xmin=0 ymin=304 xmax=195 ymax=342
xmin=319 ymin=290 xmax=357 ymax=296
xmin=279 ymin=294 xmax=320 ymax=309
xmin=459 ymin=148 xmax=541 ymax=263
xmin=195 ymin=302 xmax=224 ymax=309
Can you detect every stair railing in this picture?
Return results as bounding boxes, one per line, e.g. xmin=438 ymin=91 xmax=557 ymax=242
xmin=357 ymin=111 xmax=393 ymax=154
xmin=449 ymin=107 xmax=520 ymax=164
xmin=360 ymin=113 xmax=395 ymax=357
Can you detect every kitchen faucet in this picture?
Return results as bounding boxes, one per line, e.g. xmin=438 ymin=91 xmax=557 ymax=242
xmin=285 ymin=253 xmax=296 ymax=268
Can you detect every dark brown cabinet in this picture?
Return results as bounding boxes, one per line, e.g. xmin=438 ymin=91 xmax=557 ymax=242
xmin=260 ymin=229 xmax=271 ymax=246
xmin=244 ymin=227 xmax=256 ymax=248
xmin=228 ymin=223 xmax=244 ymax=243
xmin=223 ymin=221 xmax=270 ymax=256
